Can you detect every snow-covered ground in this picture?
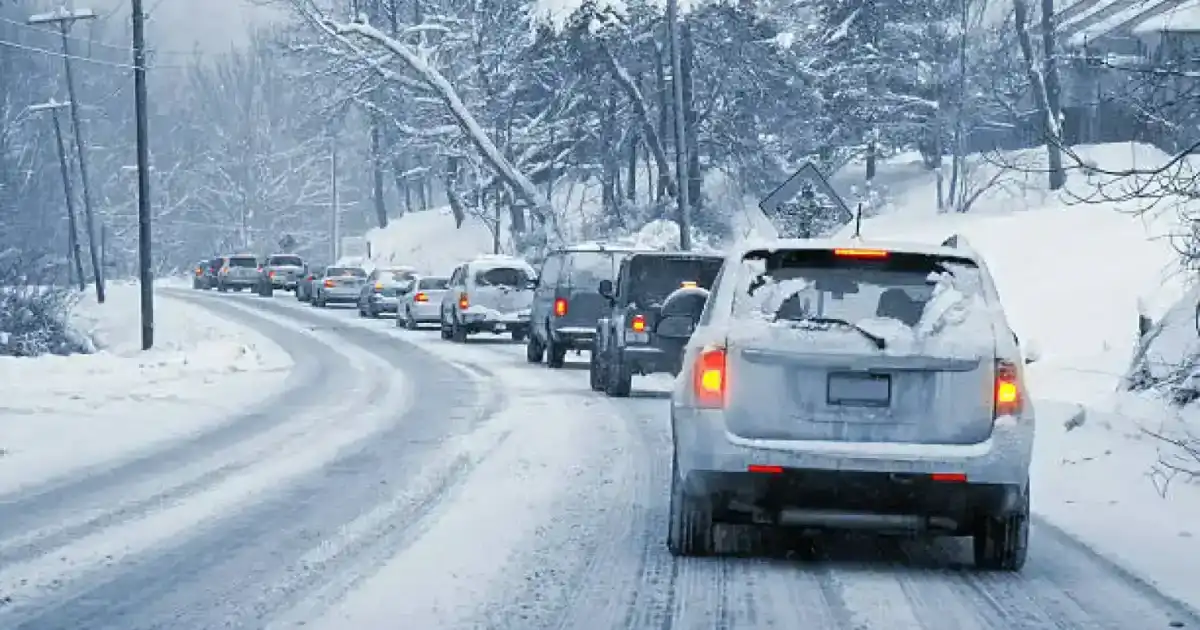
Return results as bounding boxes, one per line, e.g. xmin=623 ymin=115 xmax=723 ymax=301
xmin=0 ymin=282 xmax=292 ymax=495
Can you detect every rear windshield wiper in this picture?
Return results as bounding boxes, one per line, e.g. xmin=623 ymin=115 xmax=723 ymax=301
xmin=781 ymin=316 xmax=887 ymax=350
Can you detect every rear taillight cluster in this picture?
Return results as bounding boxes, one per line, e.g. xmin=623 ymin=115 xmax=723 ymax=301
xmin=268 ymin=270 xmax=276 ymax=278
xmin=993 ymin=360 xmax=1022 ymax=419
xmin=553 ymin=298 xmax=568 ymax=317
xmin=458 ymin=293 xmax=469 ymax=310
xmin=413 ymin=292 xmax=428 ymax=303
xmin=630 ymin=314 xmax=646 ymax=332
xmin=323 ymin=279 xmax=335 ymax=288
xmin=692 ymin=345 xmax=727 ymax=409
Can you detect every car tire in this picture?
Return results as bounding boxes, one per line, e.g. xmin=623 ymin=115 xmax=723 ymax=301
xmin=526 ymin=331 xmax=545 ymax=363
xmin=546 ymin=337 xmax=567 ymax=369
xmin=588 ymin=343 xmax=606 ymax=391
xmin=511 ymin=328 xmax=527 ymax=342
xmin=605 ymin=351 xmax=632 ymax=397
xmin=440 ymin=314 xmax=452 ymax=340
xmin=218 ymin=283 xmax=228 ymax=293
xmin=973 ymin=484 xmax=1030 ymax=571
xmin=451 ymin=316 xmax=467 ymax=342
xmin=406 ymin=310 xmax=419 ymax=330
xmin=667 ymin=456 xmax=715 ymax=557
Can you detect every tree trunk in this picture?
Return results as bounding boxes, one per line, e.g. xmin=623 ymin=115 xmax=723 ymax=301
xmin=444 ymin=156 xmax=465 ymax=227
xmin=654 ymin=40 xmax=671 ymax=201
xmin=369 ymin=111 xmax=389 ymax=228
xmin=681 ymin=20 xmax=702 ymax=214
xmin=1014 ymin=0 xmax=1066 ymax=191
xmin=1040 ymin=0 xmax=1066 ymax=189
xmin=600 ymin=42 xmax=676 ymax=201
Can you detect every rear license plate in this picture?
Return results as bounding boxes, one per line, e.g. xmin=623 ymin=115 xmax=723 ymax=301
xmin=826 ymin=372 xmax=891 ymax=407
xmin=495 ymin=324 xmax=507 ymax=332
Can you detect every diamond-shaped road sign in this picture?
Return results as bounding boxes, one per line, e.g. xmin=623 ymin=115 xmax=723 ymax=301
xmin=758 ymin=162 xmax=853 ymax=228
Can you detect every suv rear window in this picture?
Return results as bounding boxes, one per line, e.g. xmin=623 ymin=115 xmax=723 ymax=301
xmin=734 ymin=248 xmax=984 ymax=331
xmin=229 ymin=256 xmax=257 ymax=268
xmin=624 ymin=256 xmax=723 ymax=307
xmin=378 ymin=269 xmax=416 ymax=283
xmin=268 ymin=255 xmax=302 ymax=267
xmin=327 ymin=267 xmax=366 ymax=277
xmin=474 ymin=267 xmax=529 ymax=287
xmin=566 ymin=251 xmax=620 ymax=287
xmin=419 ymin=277 xmax=449 ymax=290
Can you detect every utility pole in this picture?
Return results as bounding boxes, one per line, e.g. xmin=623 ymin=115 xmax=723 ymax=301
xmin=666 ymin=0 xmax=692 ymax=251
xmin=131 ymin=0 xmax=153 ymax=350
xmin=29 ymin=99 xmax=84 ymax=291
xmin=29 ymin=5 xmax=105 ymax=302
xmin=330 ymin=134 xmax=340 ymax=262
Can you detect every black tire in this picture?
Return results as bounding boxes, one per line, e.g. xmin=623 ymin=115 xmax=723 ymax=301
xmin=406 ymin=310 xmax=419 ymax=330
xmin=588 ymin=343 xmax=606 ymax=391
xmin=973 ymin=484 xmax=1030 ymax=571
xmin=511 ymin=328 xmax=527 ymax=342
xmin=667 ymin=456 xmax=715 ymax=557
xmin=451 ymin=316 xmax=467 ymax=342
xmin=526 ymin=333 xmax=545 ymax=363
xmin=368 ymin=305 xmax=380 ymax=319
xmin=440 ymin=314 xmax=452 ymax=340
xmin=547 ymin=336 xmax=567 ymax=368
xmin=218 ymin=283 xmax=228 ymax=293
xmin=605 ymin=350 xmax=632 ymax=397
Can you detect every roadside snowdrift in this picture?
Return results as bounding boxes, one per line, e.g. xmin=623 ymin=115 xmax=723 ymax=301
xmin=0 ymin=282 xmax=292 ymax=495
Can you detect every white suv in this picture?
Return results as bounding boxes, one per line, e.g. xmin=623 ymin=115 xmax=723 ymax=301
xmin=440 ymin=256 xmax=536 ymax=342
xmin=668 ymin=237 xmax=1035 ymax=570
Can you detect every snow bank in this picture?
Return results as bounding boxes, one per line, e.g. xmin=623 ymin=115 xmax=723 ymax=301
xmin=364 ymin=207 xmax=496 ymax=275
xmin=0 ymin=282 xmax=293 ymax=494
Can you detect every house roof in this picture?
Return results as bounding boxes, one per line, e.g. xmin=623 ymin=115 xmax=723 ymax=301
xmin=1056 ymin=0 xmax=1189 ymax=46
xmin=1133 ymin=0 xmax=1200 ymax=33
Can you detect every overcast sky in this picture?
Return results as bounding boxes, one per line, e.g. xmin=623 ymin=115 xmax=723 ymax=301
xmin=87 ymin=0 xmax=283 ymax=55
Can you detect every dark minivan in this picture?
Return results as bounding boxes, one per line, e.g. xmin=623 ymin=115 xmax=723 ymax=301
xmin=527 ymin=244 xmax=641 ymax=368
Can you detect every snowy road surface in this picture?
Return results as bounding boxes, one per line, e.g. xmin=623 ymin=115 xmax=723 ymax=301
xmin=1 ymin=290 xmax=1197 ymax=629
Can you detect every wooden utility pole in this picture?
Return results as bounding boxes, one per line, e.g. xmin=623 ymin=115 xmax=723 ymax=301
xmin=28 ymin=5 xmax=105 ymax=302
xmin=29 ymin=99 xmax=84 ymax=291
xmin=666 ymin=0 xmax=691 ymax=250
xmin=131 ymin=0 xmax=154 ymax=349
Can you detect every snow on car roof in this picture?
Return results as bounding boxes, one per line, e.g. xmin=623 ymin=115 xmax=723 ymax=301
xmin=468 ymin=255 xmax=535 ymax=270
xmin=733 ymin=237 xmax=980 ymax=262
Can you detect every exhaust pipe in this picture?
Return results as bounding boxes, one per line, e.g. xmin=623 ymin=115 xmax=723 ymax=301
xmin=778 ymin=508 xmax=956 ymax=532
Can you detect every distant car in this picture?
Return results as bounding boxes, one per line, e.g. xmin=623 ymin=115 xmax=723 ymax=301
xmin=256 ymin=254 xmax=306 ymax=296
xmin=666 ymin=238 xmax=1035 ymax=572
xmin=397 ymin=275 xmax=450 ymax=330
xmin=440 ymin=256 xmax=536 ymax=342
xmin=192 ymin=260 xmax=210 ymax=289
xmin=357 ymin=266 xmax=418 ymax=318
xmin=215 ymin=254 xmax=259 ymax=292
xmin=311 ymin=265 xmax=367 ymax=307
xmin=296 ymin=266 xmax=323 ymax=302
xmin=591 ymin=251 xmax=724 ymax=395
xmin=199 ymin=257 xmax=223 ymax=290
xmin=527 ymin=243 xmax=640 ymax=368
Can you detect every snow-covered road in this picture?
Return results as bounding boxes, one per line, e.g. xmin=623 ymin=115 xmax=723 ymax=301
xmin=1 ymin=289 xmax=1197 ymax=629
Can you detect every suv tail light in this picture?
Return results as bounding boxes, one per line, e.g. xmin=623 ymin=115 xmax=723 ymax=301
xmin=994 ymin=360 xmax=1022 ymax=418
xmin=630 ymin=314 xmax=646 ymax=332
xmin=554 ymin=297 xmax=568 ymax=317
xmin=414 ymin=291 xmax=428 ymax=302
xmin=268 ymin=270 xmax=276 ymax=278
xmin=458 ymin=292 xmax=469 ymax=310
xmin=323 ymin=279 xmax=335 ymax=288
xmin=693 ymin=345 xmax=727 ymax=408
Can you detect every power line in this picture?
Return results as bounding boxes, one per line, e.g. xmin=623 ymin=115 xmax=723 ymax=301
xmin=0 ymin=37 xmax=185 ymax=69
xmin=0 ymin=15 xmax=194 ymax=56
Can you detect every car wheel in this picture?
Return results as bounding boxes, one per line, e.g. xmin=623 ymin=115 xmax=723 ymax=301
xmin=973 ymin=484 xmax=1030 ymax=571
xmin=369 ymin=306 xmax=381 ymax=319
xmin=546 ymin=336 xmax=567 ymax=369
xmin=588 ymin=343 xmax=606 ymax=391
xmin=451 ymin=316 xmax=467 ymax=342
xmin=406 ymin=310 xmax=419 ymax=330
xmin=526 ymin=331 xmax=545 ymax=363
xmin=218 ymin=283 xmax=228 ymax=293
xmin=667 ymin=456 xmax=715 ymax=557
xmin=605 ymin=350 xmax=632 ymax=397
xmin=440 ymin=314 xmax=452 ymax=340
xmin=511 ymin=328 xmax=527 ymax=342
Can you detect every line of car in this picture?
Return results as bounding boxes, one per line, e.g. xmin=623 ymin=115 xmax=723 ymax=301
xmin=191 ymin=235 xmax=1036 ymax=571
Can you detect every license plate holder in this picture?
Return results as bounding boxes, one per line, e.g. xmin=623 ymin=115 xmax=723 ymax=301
xmin=826 ymin=372 xmax=891 ymax=408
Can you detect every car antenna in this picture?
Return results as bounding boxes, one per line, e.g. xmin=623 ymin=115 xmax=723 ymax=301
xmin=851 ymin=201 xmax=864 ymax=239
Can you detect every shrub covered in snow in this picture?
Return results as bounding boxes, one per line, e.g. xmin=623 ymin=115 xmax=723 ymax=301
xmin=0 ymin=254 xmax=91 ymax=357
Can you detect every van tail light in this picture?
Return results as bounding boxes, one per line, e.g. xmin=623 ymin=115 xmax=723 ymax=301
xmin=693 ymin=345 xmax=727 ymax=409
xmin=323 ymin=279 xmax=335 ymax=288
xmin=630 ymin=314 xmax=646 ymax=332
xmin=458 ymin=292 xmax=469 ymax=310
xmin=414 ymin=292 xmax=428 ymax=302
xmin=994 ymin=360 xmax=1022 ymax=419
xmin=553 ymin=297 xmax=568 ymax=317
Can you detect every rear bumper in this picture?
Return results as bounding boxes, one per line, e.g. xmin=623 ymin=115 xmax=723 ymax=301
xmin=461 ymin=310 xmax=530 ymax=327
xmin=551 ymin=325 xmax=596 ymax=348
xmin=622 ymin=345 xmax=677 ymax=374
xmin=407 ymin=303 xmax=440 ymax=322
xmin=219 ymin=277 xmax=257 ymax=288
xmin=319 ymin=290 xmax=358 ymax=302
xmin=368 ymin=295 xmax=399 ymax=312
xmin=672 ymin=407 xmax=1034 ymax=488
xmin=270 ymin=278 xmax=298 ymax=289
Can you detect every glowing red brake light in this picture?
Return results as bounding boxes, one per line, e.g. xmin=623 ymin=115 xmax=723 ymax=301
xmin=833 ymin=248 xmax=889 ymax=259
xmin=458 ymin=292 xmax=469 ymax=310
xmin=554 ymin=297 xmax=568 ymax=317
xmin=693 ymin=346 xmax=727 ymax=408
xmin=414 ymin=292 xmax=428 ymax=303
xmin=268 ymin=270 xmax=275 ymax=278
xmin=994 ymin=360 xmax=1022 ymax=418
xmin=630 ymin=314 xmax=646 ymax=332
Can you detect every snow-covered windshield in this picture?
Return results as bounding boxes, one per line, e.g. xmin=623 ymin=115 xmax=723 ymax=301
xmin=326 ymin=267 xmax=366 ymax=277
xmin=268 ymin=255 xmax=303 ymax=267
xmin=475 ymin=267 xmax=530 ymax=288
xmin=624 ymin=256 xmax=723 ymax=307
xmin=228 ymin=256 xmax=257 ymax=268
xmin=378 ymin=269 xmax=416 ymax=283
xmin=733 ymin=249 xmax=986 ymax=336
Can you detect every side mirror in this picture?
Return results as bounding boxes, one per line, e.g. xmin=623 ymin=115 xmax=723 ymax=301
xmin=1023 ymin=338 xmax=1041 ymax=365
xmin=598 ymin=279 xmax=614 ymax=299
xmin=526 ymin=276 xmax=539 ymax=290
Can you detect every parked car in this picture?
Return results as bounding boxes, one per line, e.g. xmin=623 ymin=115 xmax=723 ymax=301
xmin=397 ymin=275 xmax=450 ymax=330
xmin=296 ymin=266 xmax=323 ymax=302
xmin=215 ymin=254 xmax=259 ymax=292
xmin=256 ymin=253 xmax=306 ymax=296
xmin=311 ymin=265 xmax=367 ymax=307
xmin=526 ymin=243 xmax=639 ymax=368
xmin=666 ymin=238 xmax=1035 ymax=572
xmin=192 ymin=260 xmax=210 ymax=289
xmin=440 ymin=256 xmax=536 ymax=342
xmin=357 ymin=266 xmax=418 ymax=318
xmin=591 ymin=251 xmax=724 ymax=395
